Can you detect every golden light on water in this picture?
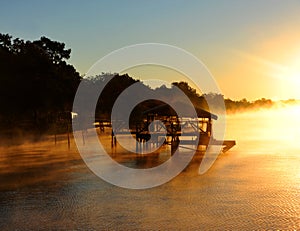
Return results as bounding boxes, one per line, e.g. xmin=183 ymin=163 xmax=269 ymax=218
xmin=1 ymin=104 xmax=300 ymax=229
xmin=270 ymin=105 xmax=300 ymax=143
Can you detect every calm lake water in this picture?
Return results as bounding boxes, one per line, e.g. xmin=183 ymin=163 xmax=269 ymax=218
xmin=1 ymin=106 xmax=300 ymax=230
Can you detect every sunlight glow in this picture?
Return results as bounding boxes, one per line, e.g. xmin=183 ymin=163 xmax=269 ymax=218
xmin=272 ymin=51 xmax=300 ymax=78
xmin=225 ymin=104 xmax=300 ymax=146
xmin=232 ymin=48 xmax=300 ymax=100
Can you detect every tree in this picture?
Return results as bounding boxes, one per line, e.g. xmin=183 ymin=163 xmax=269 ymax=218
xmin=0 ymin=33 xmax=12 ymax=51
xmin=33 ymin=36 xmax=71 ymax=65
xmin=0 ymin=33 xmax=81 ymax=132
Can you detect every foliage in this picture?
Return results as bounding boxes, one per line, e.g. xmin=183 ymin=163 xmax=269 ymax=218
xmin=0 ymin=33 xmax=81 ymax=131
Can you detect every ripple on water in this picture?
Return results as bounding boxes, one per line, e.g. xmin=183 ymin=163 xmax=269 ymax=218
xmin=1 ymin=114 xmax=300 ymax=230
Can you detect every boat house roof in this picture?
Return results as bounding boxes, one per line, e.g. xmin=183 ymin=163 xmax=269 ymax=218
xmin=142 ymin=103 xmax=218 ymax=120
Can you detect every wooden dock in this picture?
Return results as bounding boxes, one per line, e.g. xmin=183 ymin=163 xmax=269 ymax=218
xmin=96 ymin=106 xmax=236 ymax=153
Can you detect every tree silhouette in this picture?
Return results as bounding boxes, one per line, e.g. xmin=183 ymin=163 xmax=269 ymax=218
xmin=0 ymin=33 xmax=12 ymax=51
xmin=33 ymin=36 xmax=71 ymax=65
xmin=0 ymin=33 xmax=81 ymax=132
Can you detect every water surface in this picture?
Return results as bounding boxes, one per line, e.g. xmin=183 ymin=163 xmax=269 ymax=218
xmin=1 ymin=106 xmax=300 ymax=230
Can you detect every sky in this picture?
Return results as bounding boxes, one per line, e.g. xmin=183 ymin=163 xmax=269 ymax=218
xmin=1 ymin=0 xmax=300 ymax=100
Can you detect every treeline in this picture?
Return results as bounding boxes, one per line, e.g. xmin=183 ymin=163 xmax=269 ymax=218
xmin=91 ymin=74 xmax=276 ymax=121
xmin=0 ymin=33 xmax=281 ymax=135
xmin=224 ymin=98 xmax=274 ymax=112
xmin=0 ymin=33 xmax=81 ymax=133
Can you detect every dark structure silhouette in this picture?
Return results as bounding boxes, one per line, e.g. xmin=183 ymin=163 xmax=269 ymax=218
xmin=0 ymin=33 xmax=275 ymax=139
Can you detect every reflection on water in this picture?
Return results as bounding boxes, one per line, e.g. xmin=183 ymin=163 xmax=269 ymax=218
xmin=1 ymin=106 xmax=300 ymax=230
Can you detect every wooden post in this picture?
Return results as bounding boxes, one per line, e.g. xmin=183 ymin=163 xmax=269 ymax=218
xmin=67 ymin=123 xmax=70 ymax=150
xmin=54 ymin=123 xmax=57 ymax=146
xmin=111 ymin=130 xmax=115 ymax=147
xmin=171 ymin=139 xmax=179 ymax=155
xmin=207 ymin=118 xmax=212 ymax=137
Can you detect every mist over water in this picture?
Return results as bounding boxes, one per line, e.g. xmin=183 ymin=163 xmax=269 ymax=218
xmin=0 ymin=105 xmax=300 ymax=230
xmin=226 ymin=104 xmax=300 ymax=151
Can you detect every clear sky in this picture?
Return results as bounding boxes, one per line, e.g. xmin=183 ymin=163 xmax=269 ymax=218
xmin=1 ymin=0 xmax=300 ymax=100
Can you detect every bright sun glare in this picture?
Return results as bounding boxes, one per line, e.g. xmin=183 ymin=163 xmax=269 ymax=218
xmin=272 ymin=104 xmax=300 ymax=143
xmin=269 ymin=53 xmax=300 ymax=99
xmin=283 ymin=55 xmax=300 ymax=82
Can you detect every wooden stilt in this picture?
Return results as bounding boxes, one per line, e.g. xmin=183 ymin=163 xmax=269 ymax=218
xmin=67 ymin=124 xmax=70 ymax=150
